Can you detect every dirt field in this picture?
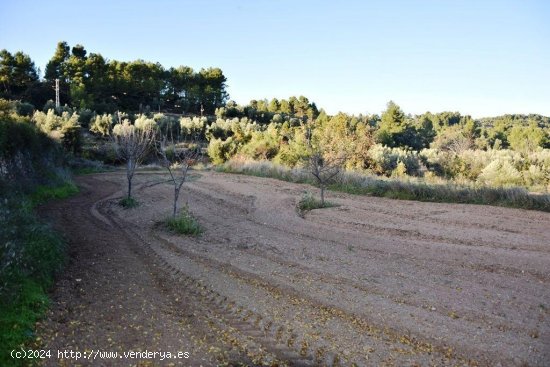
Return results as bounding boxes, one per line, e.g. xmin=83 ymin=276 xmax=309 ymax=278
xmin=37 ymin=170 xmax=550 ymax=366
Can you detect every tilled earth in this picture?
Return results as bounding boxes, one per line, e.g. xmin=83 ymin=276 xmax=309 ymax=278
xmin=37 ymin=171 xmax=550 ymax=366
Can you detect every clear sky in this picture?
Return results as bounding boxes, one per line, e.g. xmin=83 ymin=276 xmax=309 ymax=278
xmin=1 ymin=0 xmax=549 ymax=117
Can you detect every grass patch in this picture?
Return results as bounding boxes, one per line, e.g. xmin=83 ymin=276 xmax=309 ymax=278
xmin=119 ymin=197 xmax=139 ymax=209
xmin=72 ymin=166 xmax=113 ymax=175
xmin=331 ymin=177 xmax=550 ymax=211
xmin=29 ymin=182 xmax=78 ymax=206
xmin=217 ymin=159 xmax=550 ymax=212
xmin=165 ymin=210 xmax=202 ymax=235
xmin=68 ymin=156 xmax=114 ymax=176
xmin=0 ymin=278 xmax=50 ymax=365
xmin=297 ymin=192 xmax=336 ymax=215
xmin=0 ymin=193 xmax=66 ymax=366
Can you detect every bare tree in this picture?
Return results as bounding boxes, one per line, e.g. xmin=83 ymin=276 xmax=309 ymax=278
xmin=112 ymin=120 xmax=155 ymax=200
xmin=304 ymin=122 xmax=347 ymax=206
xmin=157 ymin=137 xmax=202 ymax=218
xmin=307 ymin=151 xmax=345 ymax=206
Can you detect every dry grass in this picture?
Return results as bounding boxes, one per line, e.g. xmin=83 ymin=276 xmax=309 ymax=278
xmin=217 ymin=159 xmax=550 ymax=212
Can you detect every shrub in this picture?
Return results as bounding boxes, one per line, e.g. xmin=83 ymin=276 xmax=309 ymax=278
xmin=273 ymin=127 xmax=310 ymax=167
xmin=180 ymin=116 xmax=206 ymax=137
xmin=240 ymin=126 xmax=280 ymax=160
xmin=32 ymin=110 xmax=81 ymax=154
xmin=134 ymin=114 xmax=157 ymax=131
xmin=205 ymin=117 xmax=260 ymax=141
xmin=523 ymin=164 xmax=548 ymax=189
xmin=154 ymin=113 xmax=180 ymax=138
xmin=77 ymin=109 xmax=95 ymax=128
xmin=14 ymin=101 xmax=34 ymax=117
xmin=165 ymin=210 xmax=202 ymax=235
xmin=392 ymin=161 xmax=408 ymax=177
xmin=207 ymin=137 xmax=238 ymax=164
xmin=368 ymin=144 xmax=420 ymax=176
xmin=297 ymin=192 xmax=335 ymax=214
xmin=478 ymin=159 xmax=523 ymax=187
xmin=89 ymin=114 xmax=113 ymax=136
xmin=119 ymin=196 xmax=139 ymax=209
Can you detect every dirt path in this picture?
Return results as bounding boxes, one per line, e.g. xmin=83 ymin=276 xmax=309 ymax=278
xmin=37 ymin=171 xmax=550 ymax=366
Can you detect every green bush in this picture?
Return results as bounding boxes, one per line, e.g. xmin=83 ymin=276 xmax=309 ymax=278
xmin=77 ymin=109 xmax=95 ymax=128
xmin=477 ymin=159 xmax=523 ymax=187
xmin=165 ymin=210 xmax=202 ymax=235
xmin=297 ymin=192 xmax=335 ymax=213
xmin=32 ymin=110 xmax=82 ymax=154
xmin=0 ymin=117 xmax=42 ymax=158
xmin=368 ymin=144 xmax=420 ymax=176
xmin=14 ymin=101 xmax=34 ymax=117
xmin=180 ymin=116 xmax=206 ymax=137
xmin=240 ymin=127 xmax=279 ymax=160
xmin=119 ymin=197 xmax=139 ymax=209
xmin=89 ymin=113 xmax=113 ymax=136
xmin=207 ymin=137 xmax=239 ymax=164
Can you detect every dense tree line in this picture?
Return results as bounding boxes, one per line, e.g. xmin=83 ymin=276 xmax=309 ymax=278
xmin=215 ymin=96 xmax=319 ymax=123
xmin=204 ymin=101 xmax=550 ymax=191
xmin=1 ymin=42 xmax=228 ymax=114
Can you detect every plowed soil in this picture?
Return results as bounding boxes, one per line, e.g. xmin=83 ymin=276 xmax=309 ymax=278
xmin=37 ymin=170 xmax=550 ymax=366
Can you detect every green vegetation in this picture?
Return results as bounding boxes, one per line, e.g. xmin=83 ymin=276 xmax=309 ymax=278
xmin=218 ymin=160 xmax=550 ymax=212
xmin=30 ymin=182 xmax=78 ymax=206
xmin=204 ymin=102 xmax=549 ymax=199
xmin=1 ymin=42 xmax=228 ymax=114
xmin=1 ymin=102 xmax=78 ymax=366
xmin=0 ymin=192 xmax=69 ymax=367
xmin=297 ymin=192 xmax=336 ymax=214
xmin=119 ymin=196 xmax=139 ymax=209
xmin=2 ymin=44 xmax=550 ymax=210
xmin=164 ymin=209 xmax=202 ymax=235
xmin=72 ymin=166 xmax=112 ymax=176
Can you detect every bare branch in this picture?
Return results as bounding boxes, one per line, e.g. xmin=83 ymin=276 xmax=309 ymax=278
xmin=112 ymin=120 xmax=155 ymax=199
xmin=156 ymin=133 xmax=203 ymax=218
xmin=305 ymin=149 xmax=346 ymax=205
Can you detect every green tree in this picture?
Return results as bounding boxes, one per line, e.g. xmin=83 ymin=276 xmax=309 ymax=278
xmin=196 ymin=67 xmax=228 ymax=114
xmin=375 ymin=101 xmax=406 ymax=147
xmin=45 ymin=41 xmax=70 ymax=82
xmin=44 ymin=41 xmax=71 ymax=106
xmin=167 ymin=66 xmax=194 ymax=112
xmin=508 ymin=123 xmax=546 ymax=153
xmin=268 ymin=98 xmax=280 ymax=113
xmin=279 ymin=99 xmax=291 ymax=114
xmin=0 ymin=50 xmax=39 ymax=99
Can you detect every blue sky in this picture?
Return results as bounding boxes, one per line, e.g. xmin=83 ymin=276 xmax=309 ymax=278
xmin=1 ymin=0 xmax=549 ymax=117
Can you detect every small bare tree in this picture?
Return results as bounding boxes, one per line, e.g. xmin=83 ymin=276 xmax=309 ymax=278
xmin=304 ymin=122 xmax=347 ymax=206
xmin=307 ymin=151 xmax=345 ymax=206
xmin=112 ymin=120 xmax=155 ymax=200
xmin=157 ymin=137 xmax=202 ymax=218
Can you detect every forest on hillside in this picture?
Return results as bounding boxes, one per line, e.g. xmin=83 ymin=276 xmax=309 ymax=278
xmin=0 ymin=42 xmax=227 ymax=114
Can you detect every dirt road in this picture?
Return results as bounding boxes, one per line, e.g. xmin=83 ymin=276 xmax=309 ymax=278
xmin=37 ymin=170 xmax=550 ymax=366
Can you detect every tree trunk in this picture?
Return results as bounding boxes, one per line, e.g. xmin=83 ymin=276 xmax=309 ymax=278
xmin=320 ymin=185 xmax=325 ymax=206
xmin=127 ymin=159 xmax=134 ymax=199
xmin=173 ymin=187 xmax=180 ymax=218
